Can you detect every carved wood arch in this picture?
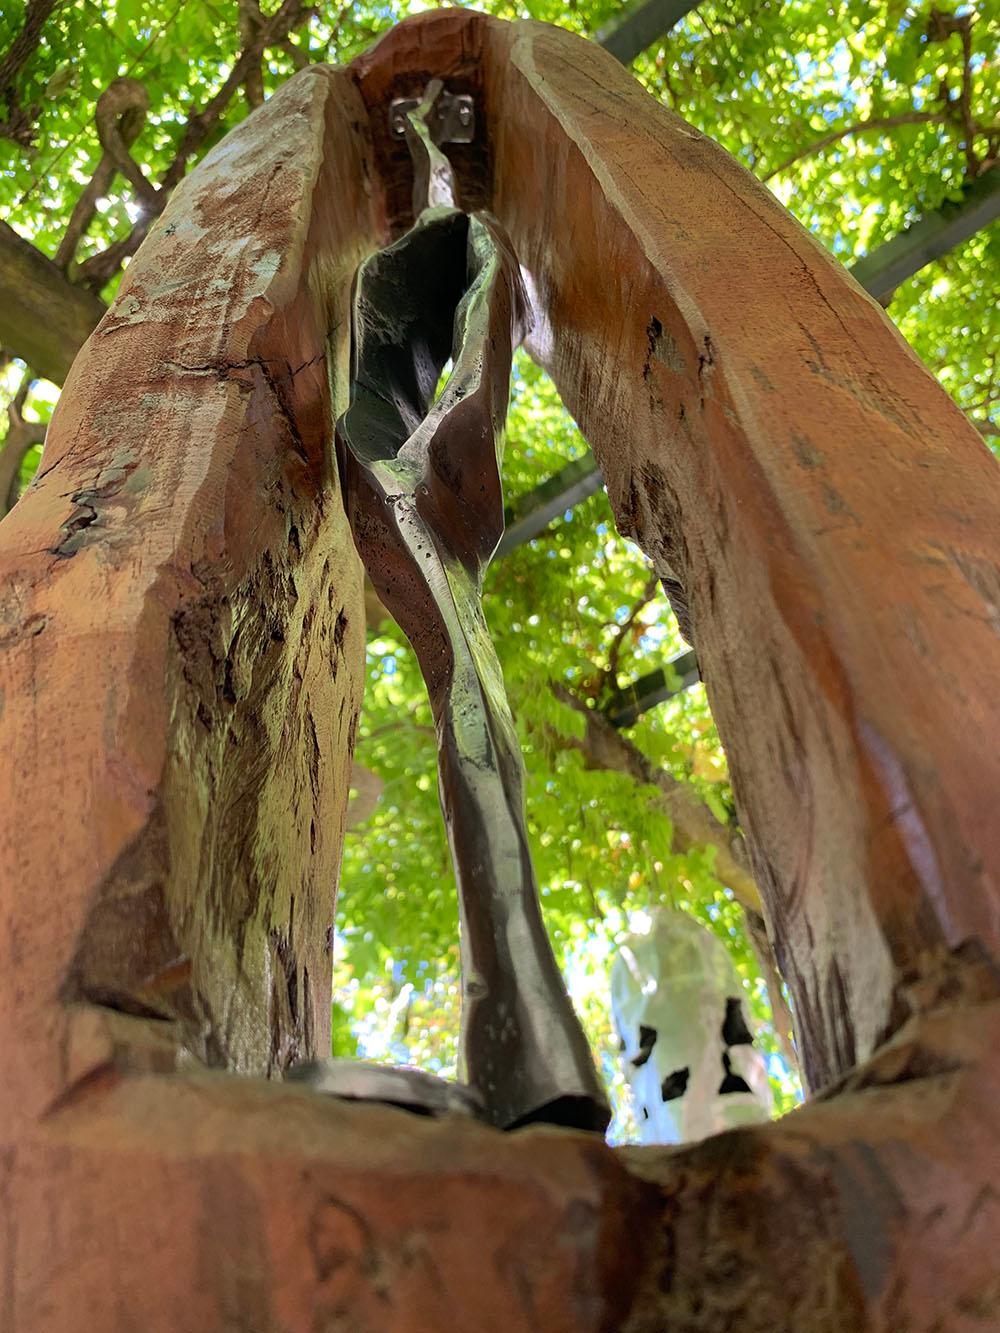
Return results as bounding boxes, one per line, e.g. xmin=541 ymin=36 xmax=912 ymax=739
xmin=1 ymin=10 xmax=998 ymax=1329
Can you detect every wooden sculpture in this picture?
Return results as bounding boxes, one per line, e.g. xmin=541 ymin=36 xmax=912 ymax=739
xmin=1 ymin=10 xmax=998 ymax=1329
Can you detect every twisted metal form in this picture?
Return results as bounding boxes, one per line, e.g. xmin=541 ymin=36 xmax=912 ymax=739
xmin=335 ymin=88 xmax=609 ymax=1133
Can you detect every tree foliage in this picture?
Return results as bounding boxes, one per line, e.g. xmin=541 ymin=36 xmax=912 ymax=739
xmin=2 ymin=0 xmax=997 ymax=1134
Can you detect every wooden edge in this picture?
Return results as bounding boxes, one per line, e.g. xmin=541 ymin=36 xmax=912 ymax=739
xmin=2 ymin=1027 xmax=649 ymax=1332
xmin=1 ymin=993 xmax=997 ymax=1327
xmin=480 ymin=15 xmax=1000 ymax=1089
xmin=0 ymin=65 xmax=374 ymax=1132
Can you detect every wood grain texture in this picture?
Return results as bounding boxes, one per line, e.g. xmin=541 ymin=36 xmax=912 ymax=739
xmin=1 ymin=1056 xmax=648 ymax=1333
xmin=0 ymin=64 xmax=373 ymax=1136
xmin=2 ymin=11 xmax=1000 ymax=1330
xmin=472 ymin=16 xmax=1000 ymax=1092
xmin=620 ymin=989 xmax=1000 ymax=1331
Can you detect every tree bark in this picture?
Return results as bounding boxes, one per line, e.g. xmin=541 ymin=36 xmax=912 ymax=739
xmin=0 ymin=0 xmax=58 ymax=144
xmin=0 ymin=220 xmax=106 ymax=382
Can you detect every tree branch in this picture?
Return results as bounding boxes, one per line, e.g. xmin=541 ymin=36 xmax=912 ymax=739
xmin=768 ymin=8 xmax=995 ymax=185
xmin=764 ymin=111 xmax=943 ymax=181
xmin=54 ymin=155 xmax=116 ymax=271
xmin=238 ymin=0 xmax=266 ymax=110
xmin=551 ymin=683 xmax=763 ymax=912
xmin=550 ymin=681 xmax=798 ymax=1066
xmin=321 ymin=2 xmax=353 ymax=61
xmin=604 ymin=571 xmax=660 ymax=690
xmin=280 ymin=33 xmax=310 ymax=71
xmin=0 ymin=220 xmax=106 ymax=382
xmin=0 ymin=368 xmax=46 ymax=513
xmin=926 ymin=6 xmax=980 ymax=177
xmin=74 ymin=214 xmax=153 ymax=290
xmin=93 ymin=77 xmax=160 ymax=211
xmin=159 ymin=0 xmax=315 ymax=193
xmin=0 ymin=0 xmax=58 ymax=146
xmin=56 ymin=78 xmax=156 ymax=273
xmin=71 ymin=0 xmax=314 ymax=290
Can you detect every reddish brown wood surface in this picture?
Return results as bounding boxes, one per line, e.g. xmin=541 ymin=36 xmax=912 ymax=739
xmin=482 ymin=17 xmax=1000 ymax=1094
xmin=1 ymin=10 xmax=999 ymax=1330
xmin=0 ymin=65 xmax=373 ymax=1136
xmin=3 ymin=1069 xmax=647 ymax=1332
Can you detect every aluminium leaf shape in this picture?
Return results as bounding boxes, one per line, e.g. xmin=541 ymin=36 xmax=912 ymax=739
xmin=335 ymin=86 xmax=609 ymax=1133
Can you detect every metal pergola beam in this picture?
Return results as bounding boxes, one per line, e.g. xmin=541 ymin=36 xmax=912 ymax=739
xmin=497 ymin=453 xmax=605 ymax=557
xmin=604 ymin=648 xmax=700 ymax=727
xmin=851 ymin=169 xmax=1000 ymax=302
xmin=597 ymin=0 xmax=699 ymax=64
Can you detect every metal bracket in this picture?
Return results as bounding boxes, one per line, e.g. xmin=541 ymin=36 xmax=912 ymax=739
xmin=389 ymin=89 xmax=475 ymax=143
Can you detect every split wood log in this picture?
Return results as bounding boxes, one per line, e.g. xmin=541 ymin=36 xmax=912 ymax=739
xmin=471 ymin=18 xmax=1000 ymax=1093
xmin=362 ymin=11 xmax=1000 ymax=1320
xmin=351 ymin=0 xmax=1000 ymax=1070
xmin=1 ymin=10 xmax=999 ymax=1331
xmin=0 ymin=64 xmax=373 ymax=1139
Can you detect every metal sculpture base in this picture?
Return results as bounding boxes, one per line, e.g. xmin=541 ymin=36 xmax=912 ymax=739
xmin=287 ymin=1061 xmax=610 ymax=1132
xmin=287 ymin=1059 xmax=483 ymax=1120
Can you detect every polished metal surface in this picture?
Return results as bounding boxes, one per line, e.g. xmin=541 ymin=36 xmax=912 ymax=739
xmin=335 ymin=89 xmax=610 ymax=1134
xmin=287 ymin=1059 xmax=484 ymax=1119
